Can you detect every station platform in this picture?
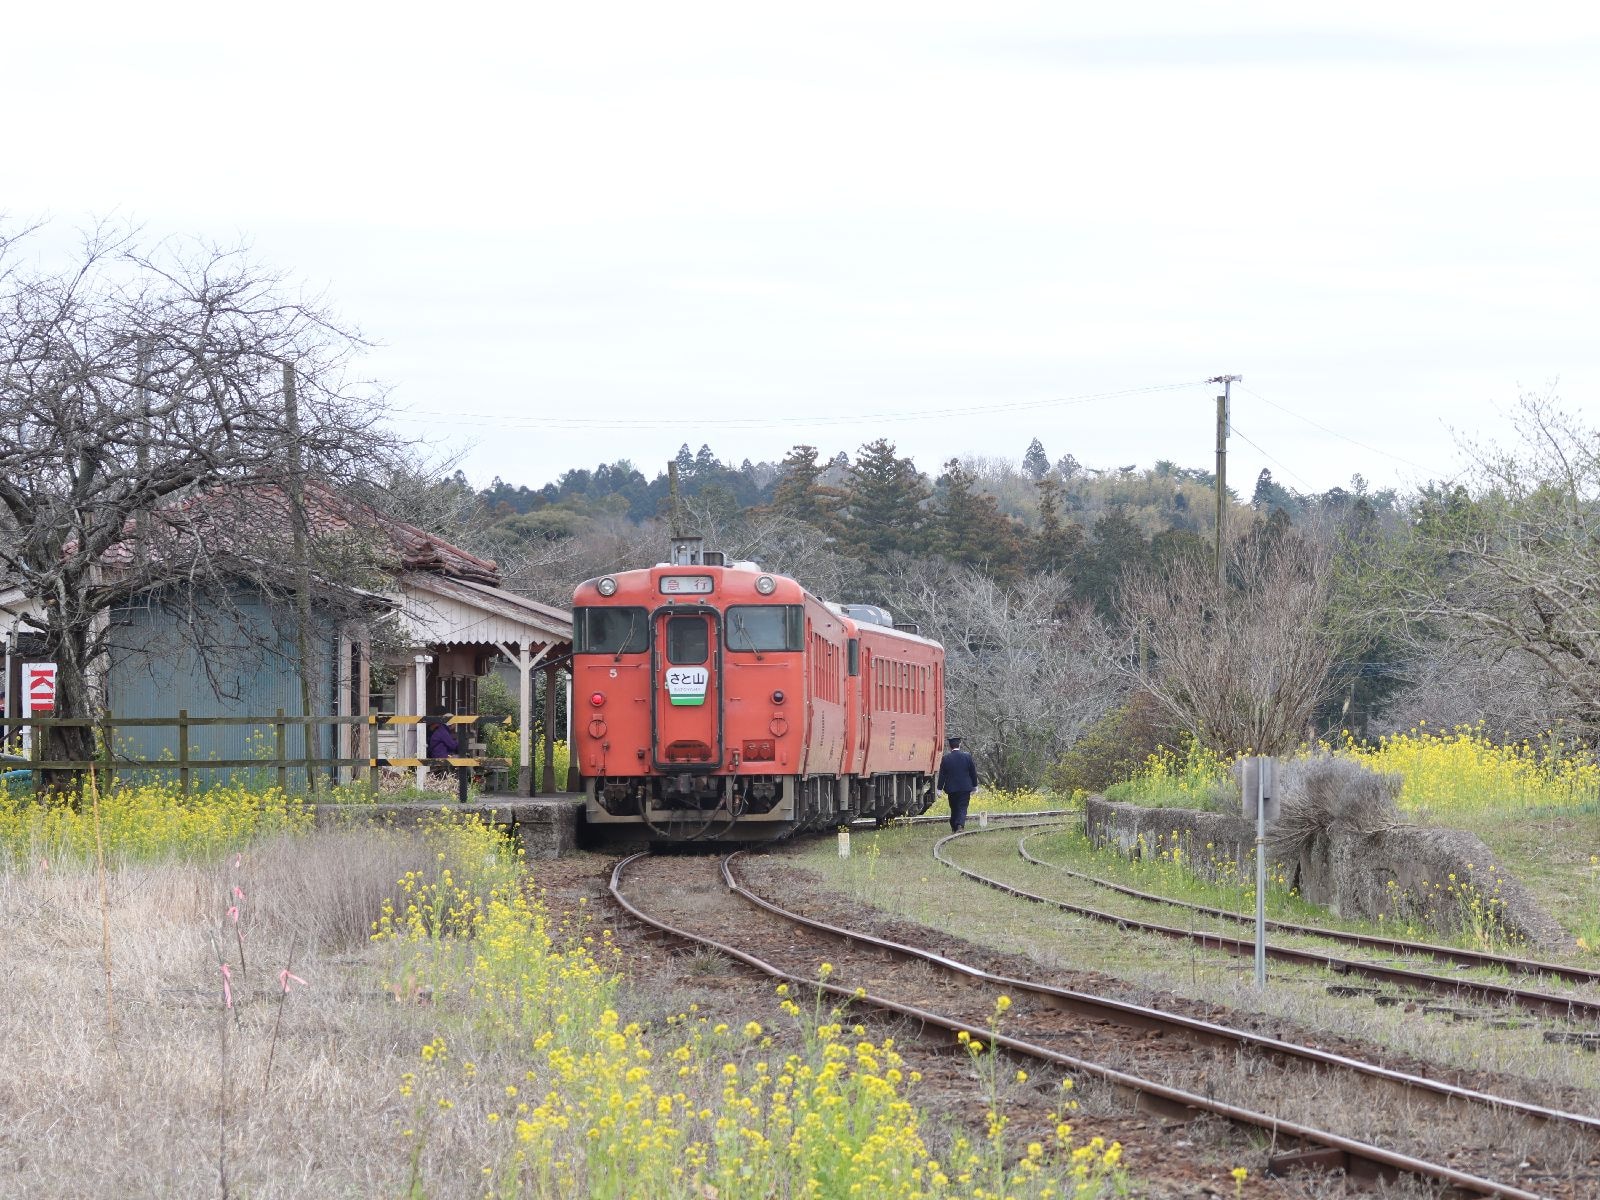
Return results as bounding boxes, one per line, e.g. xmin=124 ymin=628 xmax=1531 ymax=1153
xmin=311 ymin=793 xmax=586 ymax=859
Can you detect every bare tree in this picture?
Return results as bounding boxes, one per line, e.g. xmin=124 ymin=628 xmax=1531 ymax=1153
xmin=495 ymin=513 xmax=666 ymax=609
xmin=0 ymin=221 xmax=396 ymax=774
xmin=1121 ymin=532 xmax=1339 ymax=756
xmin=1370 ymin=634 xmax=1558 ymax=741
xmin=1363 ymin=393 xmax=1600 ymax=740
xmin=880 ymin=560 xmax=1128 ymax=789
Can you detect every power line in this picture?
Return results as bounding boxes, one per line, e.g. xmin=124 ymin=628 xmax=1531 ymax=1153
xmin=1229 ymin=423 xmax=1316 ymax=493
xmin=1239 ymin=384 xmax=1435 ymax=474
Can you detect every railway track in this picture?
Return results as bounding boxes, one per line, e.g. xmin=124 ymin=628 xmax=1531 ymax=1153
xmin=610 ymin=849 xmax=1600 ymax=1198
xmin=1015 ymin=828 xmax=1600 ymax=988
xmin=936 ymin=823 xmax=1600 ymax=1024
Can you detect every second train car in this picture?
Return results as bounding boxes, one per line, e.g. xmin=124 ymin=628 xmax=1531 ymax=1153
xmin=573 ymin=539 xmax=944 ymax=842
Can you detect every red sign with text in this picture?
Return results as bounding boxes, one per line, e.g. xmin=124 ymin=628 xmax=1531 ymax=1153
xmin=23 ymin=663 xmax=56 ymax=716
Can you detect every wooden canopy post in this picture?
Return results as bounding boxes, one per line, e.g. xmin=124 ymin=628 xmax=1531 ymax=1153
xmin=496 ymin=640 xmax=552 ymax=797
xmin=542 ymin=662 xmax=558 ymax=794
xmin=565 ymin=661 xmax=579 ymax=791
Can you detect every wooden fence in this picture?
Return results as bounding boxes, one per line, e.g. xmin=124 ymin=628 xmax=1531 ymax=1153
xmin=3 ymin=712 xmax=487 ymax=796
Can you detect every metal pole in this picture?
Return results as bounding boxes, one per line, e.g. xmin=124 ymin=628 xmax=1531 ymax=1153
xmin=1255 ymin=756 xmax=1270 ymax=988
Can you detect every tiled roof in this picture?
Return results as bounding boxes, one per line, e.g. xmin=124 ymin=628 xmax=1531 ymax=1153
xmin=96 ymin=480 xmax=501 ymax=586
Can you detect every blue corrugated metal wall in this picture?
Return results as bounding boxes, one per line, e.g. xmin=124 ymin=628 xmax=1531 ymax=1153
xmin=106 ymin=591 xmax=338 ymax=788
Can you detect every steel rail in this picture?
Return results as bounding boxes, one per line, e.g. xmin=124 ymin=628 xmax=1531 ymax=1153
xmin=721 ymin=852 xmax=1600 ymax=1139
xmin=904 ymin=808 xmax=1074 ymax=825
xmin=936 ymin=826 xmax=1600 ymax=1024
xmin=607 ymin=852 xmax=1545 ymax=1200
xmin=1016 ymin=829 xmax=1600 ymax=987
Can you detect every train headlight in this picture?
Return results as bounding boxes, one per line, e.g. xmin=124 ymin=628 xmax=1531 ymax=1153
xmin=596 ymin=576 xmax=618 ymax=596
xmin=589 ymin=692 xmax=606 ymax=707
xmin=755 ymin=575 xmax=776 ymax=595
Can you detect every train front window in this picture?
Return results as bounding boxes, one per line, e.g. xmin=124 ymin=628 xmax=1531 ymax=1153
xmin=666 ymin=615 xmax=709 ymax=664
xmin=725 ymin=605 xmax=803 ymax=653
xmin=574 ymin=606 xmax=649 ymax=654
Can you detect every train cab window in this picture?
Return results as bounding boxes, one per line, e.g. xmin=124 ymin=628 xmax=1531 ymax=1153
xmin=666 ymin=615 xmax=709 ymax=664
xmin=725 ymin=605 xmax=803 ymax=653
xmin=574 ymin=606 xmax=649 ymax=654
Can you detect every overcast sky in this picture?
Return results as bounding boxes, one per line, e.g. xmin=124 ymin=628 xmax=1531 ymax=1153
xmin=7 ymin=2 xmax=1597 ymax=498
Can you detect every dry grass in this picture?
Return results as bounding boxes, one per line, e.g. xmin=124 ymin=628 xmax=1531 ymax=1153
xmin=0 ymin=823 xmax=513 ymax=1199
xmin=1259 ymin=753 xmax=1406 ymax=866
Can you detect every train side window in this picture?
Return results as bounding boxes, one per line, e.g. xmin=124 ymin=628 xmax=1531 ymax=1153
xmin=666 ymin=615 xmax=709 ymax=664
xmin=574 ymin=606 xmax=649 ymax=654
xmin=847 ymin=638 xmax=859 ymax=677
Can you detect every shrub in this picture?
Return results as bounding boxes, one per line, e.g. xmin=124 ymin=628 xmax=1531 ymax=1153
xmin=477 ymin=672 xmax=518 ymax=725
xmin=1044 ymin=693 xmax=1181 ymax=797
xmin=1264 ymin=753 xmax=1403 ymax=865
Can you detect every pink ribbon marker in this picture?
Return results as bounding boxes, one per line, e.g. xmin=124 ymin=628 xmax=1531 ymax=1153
xmin=220 ymin=962 xmax=234 ymax=1009
xmin=278 ymin=969 xmax=308 ymax=995
xmin=227 ymin=905 xmax=239 ymax=925
xmin=232 ymin=885 xmax=245 ymax=901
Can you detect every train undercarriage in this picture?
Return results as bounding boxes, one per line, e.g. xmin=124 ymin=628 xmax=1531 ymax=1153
xmin=584 ymin=770 xmax=935 ymax=843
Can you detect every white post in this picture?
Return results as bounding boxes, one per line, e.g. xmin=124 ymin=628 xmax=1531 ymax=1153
xmin=413 ymin=654 xmax=432 ymax=790
xmin=1254 ymin=756 xmax=1271 ymax=988
xmin=518 ymin=648 xmax=534 ymax=794
xmin=499 ymin=641 xmax=553 ymax=797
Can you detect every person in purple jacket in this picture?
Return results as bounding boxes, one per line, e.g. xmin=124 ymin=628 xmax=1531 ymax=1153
xmin=936 ymin=735 xmax=978 ymax=832
xmin=426 ymin=711 xmax=459 ymax=765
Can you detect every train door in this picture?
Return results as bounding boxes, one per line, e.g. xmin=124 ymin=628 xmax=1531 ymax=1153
xmin=652 ymin=609 xmax=723 ymax=769
xmin=857 ymin=646 xmax=872 ymax=773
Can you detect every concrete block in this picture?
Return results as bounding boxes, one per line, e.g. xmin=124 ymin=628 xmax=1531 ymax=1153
xmin=308 ymin=795 xmax=588 ymax=861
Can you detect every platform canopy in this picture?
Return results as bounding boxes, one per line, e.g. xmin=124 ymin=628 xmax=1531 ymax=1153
xmin=394 ymin=572 xmax=571 ymax=648
xmin=389 ymin=572 xmax=573 ymax=793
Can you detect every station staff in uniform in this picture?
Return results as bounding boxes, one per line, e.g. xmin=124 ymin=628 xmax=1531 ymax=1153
xmin=936 ymin=735 xmax=978 ymax=832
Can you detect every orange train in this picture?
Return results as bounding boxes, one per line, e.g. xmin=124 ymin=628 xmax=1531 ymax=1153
xmin=572 ymin=540 xmax=945 ymax=842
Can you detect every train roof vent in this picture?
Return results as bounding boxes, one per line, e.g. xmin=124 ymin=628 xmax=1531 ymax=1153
xmin=702 ymin=550 xmax=726 ymax=566
xmin=894 ymin=622 xmax=922 ymax=635
xmin=839 ymin=603 xmax=894 ymax=628
xmin=730 ymin=559 xmax=761 ymax=572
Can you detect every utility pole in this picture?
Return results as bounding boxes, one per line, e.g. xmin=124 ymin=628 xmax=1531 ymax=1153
xmin=1208 ymin=374 xmax=1241 ymax=591
xmin=284 ymin=361 xmax=318 ymax=793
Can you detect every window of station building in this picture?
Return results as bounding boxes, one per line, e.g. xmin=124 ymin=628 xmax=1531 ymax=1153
xmin=725 ymin=605 xmax=803 ymax=653
xmin=574 ymin=606 xmax=649 ymax=654
xmin=666 ymin=615 xmax=709 ymax=665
